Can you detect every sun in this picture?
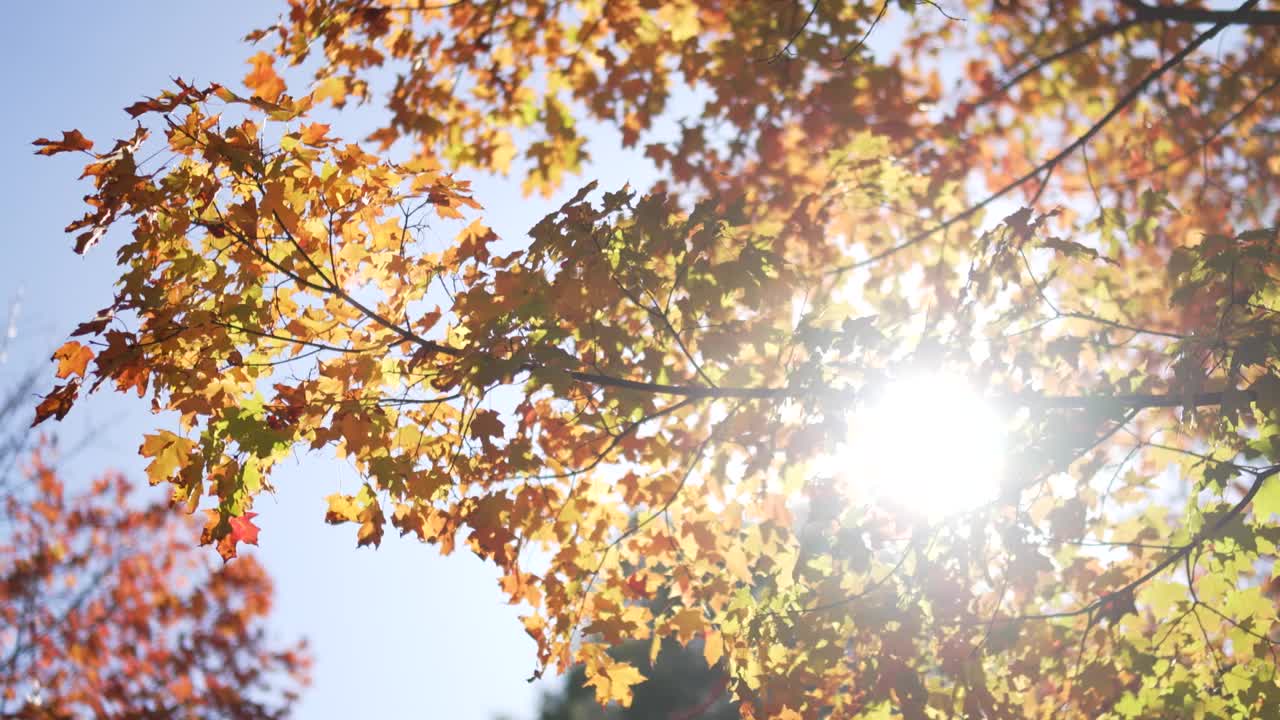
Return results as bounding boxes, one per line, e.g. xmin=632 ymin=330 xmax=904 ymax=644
xmin=839 ymin=371 xmax=1006 ymax=519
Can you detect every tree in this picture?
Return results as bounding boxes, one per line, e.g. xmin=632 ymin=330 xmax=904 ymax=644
xmin=530 ymin=639 xmax=735 ymax=720
xmin=1 ymin=375 xmax=310 ymax=718
xmin=31 ymin=1 xmax=1280 ymax=717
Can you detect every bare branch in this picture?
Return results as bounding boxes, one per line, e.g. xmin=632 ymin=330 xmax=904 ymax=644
xmin=1121 ymin=0 xmax=1280 ymax=26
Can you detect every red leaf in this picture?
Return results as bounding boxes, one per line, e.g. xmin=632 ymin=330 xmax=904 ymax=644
xmin=625 ymin=573 xmax=649 ymax=598
xmin=229 ymin=512 xmax=261 ymax=547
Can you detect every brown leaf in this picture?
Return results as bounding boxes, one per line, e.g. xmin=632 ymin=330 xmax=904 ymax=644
xmin=70 ymin=308 xmax=113 ymax=337
xmin=32 ymin=381 xmax=80 ymax=426
xmin=32 ymin=129 xmax=94 ymax=155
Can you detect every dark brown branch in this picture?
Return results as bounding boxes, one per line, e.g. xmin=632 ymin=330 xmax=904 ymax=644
xmin=1120 ymin=0 xmax=1280 ymax=26
xmin=969 ymin=20 xmax=1142 ymax=114
xmin=562 ymin=369 xmax=777 ymax=399
xmin=214 ymin=320 xmax=384 ymax=355
xmin=206 ymin=208 xmax=1257 ymax=413
xmin=1012 ymin=389 xmax=1239 ymax=411
xmin=564 ymin=368 xmax=1248 ymax=414
xmin=841 ymin=0 xmax=889 ymax=62
xmin=194 ymin=302 xmax=1251 ymax=414
xmin=763 ymin=0 xmax=822 ymax=62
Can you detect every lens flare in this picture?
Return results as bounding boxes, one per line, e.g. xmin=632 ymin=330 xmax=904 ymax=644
xmin=840 ymin=372 xmax=1005 ymax=518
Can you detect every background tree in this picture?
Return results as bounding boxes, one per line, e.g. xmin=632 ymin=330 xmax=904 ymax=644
xmin=528 ymin=639 xmax=734 ymax=720
xmin=1 ymin=374 xmax=309 ymax=718
xmin=31 ymin=1 xmax=1280 ymax=717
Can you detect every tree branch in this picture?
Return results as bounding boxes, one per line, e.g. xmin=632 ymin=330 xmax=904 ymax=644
xmin=1007 ymin=463 xmax=1280 ymax=623
xmin=563 ymin=368 xmax=1249 ymax=414
xmin=830 ymin=0 xmax=1261 ymax=274
xmin=1120 ymin=0 xmax=1280 ymax=26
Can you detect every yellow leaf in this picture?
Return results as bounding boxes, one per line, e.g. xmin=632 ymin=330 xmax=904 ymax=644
xmin=324 ymin=490 xmax=364 ymax=524
xmin=584 ymin=658 xmax=646 ymax=707
xmin=657 ymin=4 xmax=699 ymax=43
xmin=703 ymin=629 xmax=724 ymax=667
xmin=668 ymin=607 xmax=704 ymax=645
xmin=1254 ymin=474 xmax=1280 ymax=521
xmin=260 ymin=180 xmax=304 ymax=240
xmin=139 ymin=431 xmax=195 ymax=485
xmin=723 ymin=545 xmax=752 ymax=583
xmin=312 ymin=76 xmax=350 ymax=107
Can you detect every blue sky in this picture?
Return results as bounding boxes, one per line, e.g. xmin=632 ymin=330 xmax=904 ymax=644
xmin=0 ymin=3 xmax=667 ymax=717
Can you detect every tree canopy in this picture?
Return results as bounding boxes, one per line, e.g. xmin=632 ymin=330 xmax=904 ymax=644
xmin=33 ymin=1 xmax=1280 ymax=717
xmin=1 ymin=376 xmax=309 ymax=718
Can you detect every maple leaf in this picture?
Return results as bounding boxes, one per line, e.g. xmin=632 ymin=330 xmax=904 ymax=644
xmin=139 ymin=431 xmax=195 ymax=486
xmin=583 ymin=658 xmax=646 ymax=707
xmin=356 ymin=512 xmax=384 ymax=548
xmin=32 ymin=129 xmax=93 ymax=155
xmin=326 ymin=485 xmax=385 ymax=548
xmin=51 ymin=341 xmax=94 ymax=380
xmin=298 ymin=122 xmax=331 ymax=146
xmin=243 ymin=51 xmax=285 ymax=101
xmin=32 ymin=381 xmax=79 ymax=426
xmin=312 ymin=75 xmax=350 ymax=107
xmin=468 ymin=409 xmax=504 ymax=451
xmin=702 ymin=630 xmax=724 ymax=667
xmin=229 ymin=511 xmax=261 ymax=547
xmin=324 ymin=491 xmax=363 ymax=524
xmin=667 ymin=607 xmax=705 ymax=645
xmin=202 ymin=508 xmax=264 ymax=562
xmin=624 ymin=572 xmax=649 ymax=597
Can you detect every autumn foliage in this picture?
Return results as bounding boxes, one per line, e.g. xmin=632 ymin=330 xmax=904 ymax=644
xmin=32 ymin=1 xmax=1280 ymax=717
xmin=2 ymin=380 xmax=308 ymax=718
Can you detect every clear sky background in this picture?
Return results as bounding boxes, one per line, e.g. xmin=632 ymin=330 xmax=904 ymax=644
xmin=0 ymin=3 xmax=667 ymax=718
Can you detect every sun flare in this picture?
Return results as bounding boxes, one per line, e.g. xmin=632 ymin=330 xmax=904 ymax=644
xmin=839 ymin=372 xmax=1006 ymax=519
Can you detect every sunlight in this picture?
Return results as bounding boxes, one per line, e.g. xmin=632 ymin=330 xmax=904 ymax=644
xmin=840 ymin=372 xmax=1005 ymax=519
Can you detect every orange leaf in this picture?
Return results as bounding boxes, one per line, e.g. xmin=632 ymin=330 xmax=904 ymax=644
xmin=52 ymin=341 xmax=94 ymax=379
xmin=299 ymin=122 xmax=332 ymax=146
xmin=703 ymin=630 xmax=724 ymax=667
xmin=244 ymin=51 xmax=286 ymax=101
